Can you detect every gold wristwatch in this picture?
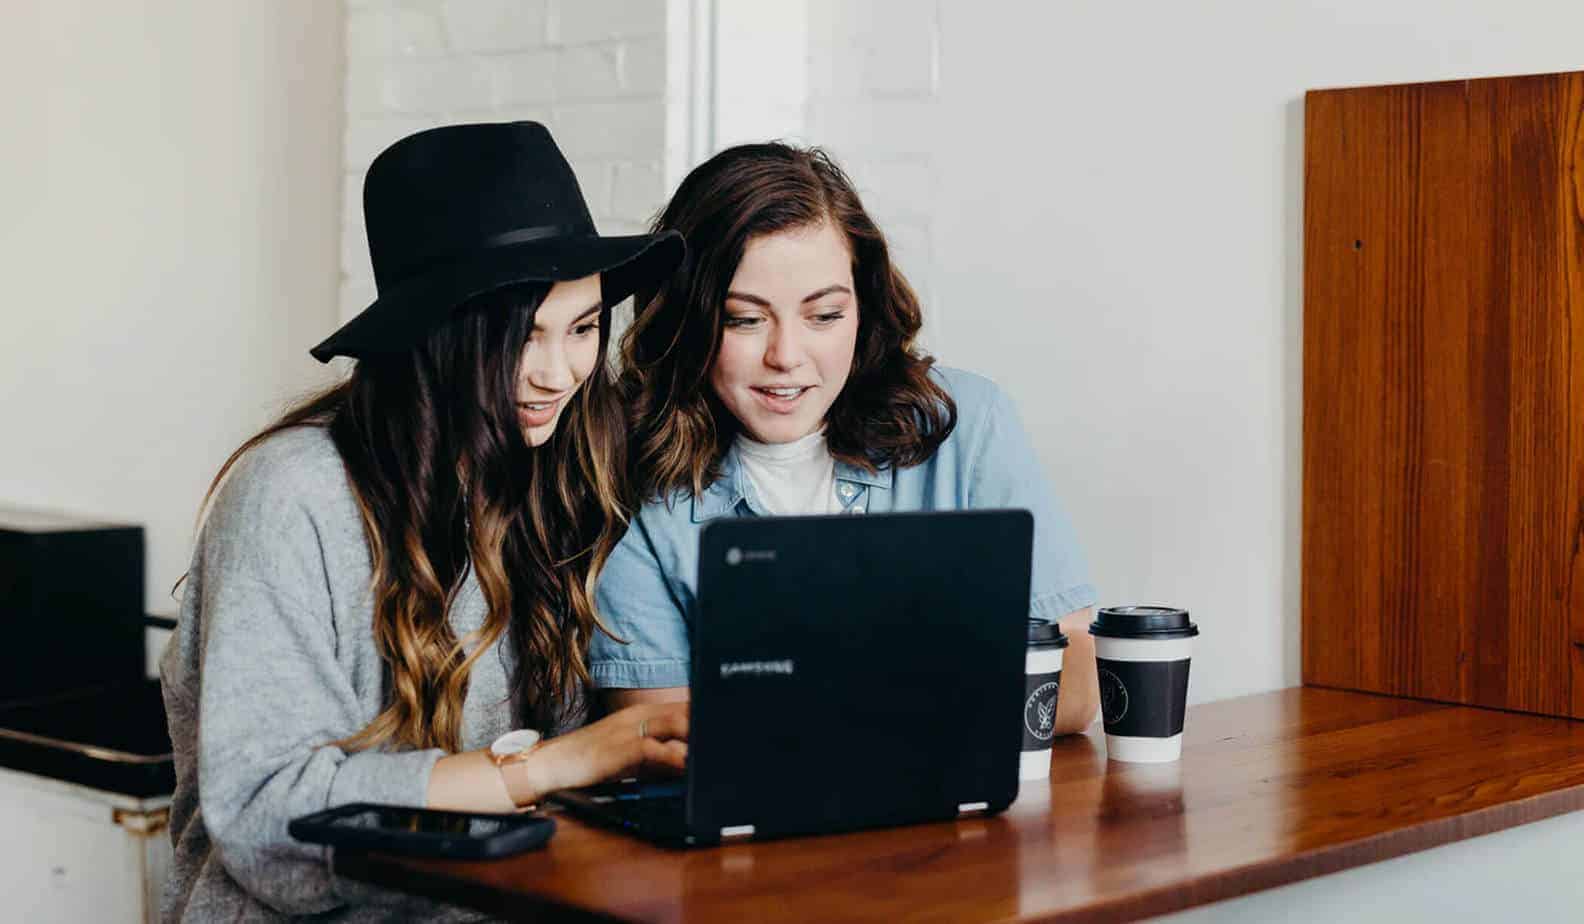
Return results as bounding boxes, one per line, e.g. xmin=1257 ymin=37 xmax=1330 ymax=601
xmin=487 ymin=729 xmax=543 ymax=808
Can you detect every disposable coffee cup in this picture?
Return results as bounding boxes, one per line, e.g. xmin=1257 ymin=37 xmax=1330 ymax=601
xmin=1089 ymin=605 xmax=1198 ymax=763
xmin=1020 ymin=618 xmax=1069 ymax=780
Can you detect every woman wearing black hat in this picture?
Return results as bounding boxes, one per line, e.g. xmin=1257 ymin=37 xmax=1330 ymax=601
xmin=159 ymin=122 xmax=686 ymax=919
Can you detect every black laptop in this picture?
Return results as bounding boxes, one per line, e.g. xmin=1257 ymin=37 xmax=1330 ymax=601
xmin=551 ymin=509 xmax=1033 ymax=847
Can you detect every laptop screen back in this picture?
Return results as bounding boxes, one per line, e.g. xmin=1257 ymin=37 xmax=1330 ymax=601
xmin=688 ymin=509 xmax=1033 ymax=839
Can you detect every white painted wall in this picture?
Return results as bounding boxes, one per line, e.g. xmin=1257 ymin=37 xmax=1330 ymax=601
xmin=0 ymin=1 xmax=344 ymax=618
xmin=714 ymin=0 xmax=1584 ymax=705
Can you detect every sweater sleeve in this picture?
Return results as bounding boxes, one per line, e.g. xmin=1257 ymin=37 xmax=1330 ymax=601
xmin=188 ymin=449 xmax=444 ymax=915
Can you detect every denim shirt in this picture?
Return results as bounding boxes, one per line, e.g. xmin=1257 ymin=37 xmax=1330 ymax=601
xmin=590 ymin=366 xmax=1097 ymax=689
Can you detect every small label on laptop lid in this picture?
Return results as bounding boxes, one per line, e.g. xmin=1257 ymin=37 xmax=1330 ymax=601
xmin=719 ymin=659 xmax=795 ymax=678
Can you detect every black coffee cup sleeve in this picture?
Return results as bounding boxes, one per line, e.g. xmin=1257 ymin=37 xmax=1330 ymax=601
xmin=1021 ymin=670 xmax=1062 ymax=749
xmin=1097 ymin=659 xmax=1190 ymax=738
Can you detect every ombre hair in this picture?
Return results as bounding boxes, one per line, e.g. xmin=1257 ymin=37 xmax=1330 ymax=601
xmin=620 ymin=142 xmax=955 ymax=501
xmin=196 ymin=283 xmax=626 ymax=752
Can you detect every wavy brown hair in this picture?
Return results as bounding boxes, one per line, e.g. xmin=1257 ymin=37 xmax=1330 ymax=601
xmin=621 ymin=142 xmax=955 ymax=500
xmin=196 ymin=283 xmax=626 ymax=752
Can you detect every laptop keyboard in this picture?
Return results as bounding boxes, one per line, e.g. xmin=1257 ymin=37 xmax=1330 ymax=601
xmin=571 ymin=781 xmax=688 ymax=834
xmin=609 ymin=793 xmax=686 ymax=832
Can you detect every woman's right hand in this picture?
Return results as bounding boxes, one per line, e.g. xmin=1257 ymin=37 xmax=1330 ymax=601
xmin=517 ymin=701 xmax=689 ymax=802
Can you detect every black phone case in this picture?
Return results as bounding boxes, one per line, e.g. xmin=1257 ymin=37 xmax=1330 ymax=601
xmin=289 ymin=802 xmax=555 ymax=859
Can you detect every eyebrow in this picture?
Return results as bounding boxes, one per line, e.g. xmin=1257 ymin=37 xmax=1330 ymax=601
xmin=724 ymin=285 xmax=853 ymax=307
xmin=533 ymin=301 xmax=602 ymax=331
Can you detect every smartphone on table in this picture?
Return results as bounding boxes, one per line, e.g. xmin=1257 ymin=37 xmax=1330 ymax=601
xmin=289 ymin=802 xmax=555 ymax=860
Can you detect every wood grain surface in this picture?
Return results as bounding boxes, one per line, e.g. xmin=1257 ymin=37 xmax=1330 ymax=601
xmin=336 ymin=688 xmax=1584 ymax=922
xmin=1302 ymin=71 xmax=1584 ymax=717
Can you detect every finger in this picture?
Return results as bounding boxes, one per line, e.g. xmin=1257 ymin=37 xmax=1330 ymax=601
xmin=641 ymin=737 xmax=688 ymax=773
xmin=639 ymin=709 xmax=689 ymax=742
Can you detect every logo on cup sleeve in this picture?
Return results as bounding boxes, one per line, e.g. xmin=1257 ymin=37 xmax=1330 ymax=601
xmin=1098 ymin=668 xmax=1130 ymax=726
xmin=1023 ymin=679 xmax=1060 ymax=742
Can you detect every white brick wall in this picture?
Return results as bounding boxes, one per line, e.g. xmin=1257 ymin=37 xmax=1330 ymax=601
xmin=552 ymin=0 xmax=665 ymax=44
xmin=439 ymin=0 xmax=549 ymax=53
xmin=340 ymin=0 xmax=675 ymax=321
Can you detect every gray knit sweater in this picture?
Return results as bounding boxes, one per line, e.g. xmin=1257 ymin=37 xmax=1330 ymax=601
xmin=160 ymin=427 xmax=525 ymax=921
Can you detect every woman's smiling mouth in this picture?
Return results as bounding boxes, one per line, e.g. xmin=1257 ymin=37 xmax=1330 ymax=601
xmin=751 ymin=385 xmax=812 ymax=412
xmin=516 ymin=395 xmax=564 ymax=427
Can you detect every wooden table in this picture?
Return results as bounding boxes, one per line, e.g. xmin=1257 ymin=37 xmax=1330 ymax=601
xmin=336 ymin=687 xmax=1584 ymax=922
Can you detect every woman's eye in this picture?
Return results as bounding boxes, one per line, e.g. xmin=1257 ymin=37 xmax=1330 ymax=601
xmin=723 ymin=316 xmax=762 ymax=329
xmin=813 ymin=311 xmax=846 ymax=325
xmin=572 ymin=322 xmax=599 ymax=337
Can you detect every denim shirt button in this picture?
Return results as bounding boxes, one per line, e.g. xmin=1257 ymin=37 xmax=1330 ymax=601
xmin=838 ymin=483 xmax=856 ymax=498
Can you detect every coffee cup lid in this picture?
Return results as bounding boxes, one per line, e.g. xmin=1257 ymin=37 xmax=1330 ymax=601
xmin=1089 ymin=605 xmax=1198 ymax=640
xmin=1028 ymin=618 xmax=1069 ymax=648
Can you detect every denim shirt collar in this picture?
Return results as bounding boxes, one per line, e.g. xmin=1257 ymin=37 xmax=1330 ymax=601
xmin=689 ymin=442 xmax=894 ymax=522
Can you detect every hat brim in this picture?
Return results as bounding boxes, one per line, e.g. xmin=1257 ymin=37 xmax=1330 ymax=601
xmin=310 ymin=230 xmax=684 ymax=362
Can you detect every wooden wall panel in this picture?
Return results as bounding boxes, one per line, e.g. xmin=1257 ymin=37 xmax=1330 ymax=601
xmin=1302 ymin=71 xmax=1584 ymax=718
xmin=1569 ymin=78 xmax=1584 ymax=718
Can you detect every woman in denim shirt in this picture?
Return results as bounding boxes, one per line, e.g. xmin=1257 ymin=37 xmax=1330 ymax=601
xmin=594 ymin=142 xmax=1099 ymax=734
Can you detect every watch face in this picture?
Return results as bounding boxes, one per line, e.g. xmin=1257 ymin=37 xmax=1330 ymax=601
xmin=491 ymin=729 xmax=542 ymax=757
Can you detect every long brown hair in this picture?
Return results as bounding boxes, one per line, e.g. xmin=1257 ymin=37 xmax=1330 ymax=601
xmin=197 ymin=283 xmax=626 ymax=752
xmin=621 ymin=142 xmax=955 ymax=500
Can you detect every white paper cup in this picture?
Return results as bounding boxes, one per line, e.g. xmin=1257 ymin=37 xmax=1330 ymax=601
xmin=1020 ymin=619 xmax=1069 ymax=780
xmin=1090 ymin=607 xmax=1197 ymax=764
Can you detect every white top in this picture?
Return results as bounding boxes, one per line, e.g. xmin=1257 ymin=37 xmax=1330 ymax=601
xmin=735 ymin=429 xmax=841 ymax=515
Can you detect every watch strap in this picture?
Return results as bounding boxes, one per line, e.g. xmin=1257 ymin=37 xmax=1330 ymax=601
xmin=495 ymin=744 xmax=542 ymax=807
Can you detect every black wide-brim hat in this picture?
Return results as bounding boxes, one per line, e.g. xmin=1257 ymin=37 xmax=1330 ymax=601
xmin=311 ymin=121 xmax=684 ymax=362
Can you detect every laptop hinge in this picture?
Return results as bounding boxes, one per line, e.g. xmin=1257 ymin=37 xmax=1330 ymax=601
xmin=957 ymin=801 xmax=990 ymax=815
xmin=720 ymin=824 xmax=756 ymax=840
